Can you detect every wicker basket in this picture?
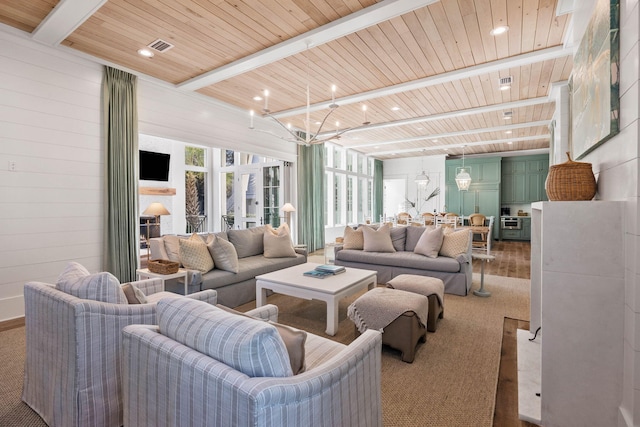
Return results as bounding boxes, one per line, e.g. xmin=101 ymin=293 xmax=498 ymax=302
xmin=148 ymin=259 xmax=179 ymax=275
xmin=545 ymin=152 xmax=596 ymax=201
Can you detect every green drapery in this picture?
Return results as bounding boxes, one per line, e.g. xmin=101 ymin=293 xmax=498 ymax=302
xmin=373 ymin=159 xmax=383 ymax=222
xmin=297 ymin=144 xmax=325 ymax=251
xmin=102 ymin=66 xmax=139 ymax=282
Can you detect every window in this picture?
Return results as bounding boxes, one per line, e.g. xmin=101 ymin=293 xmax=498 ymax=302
xmin=185 ymin=146 xmax=207 ymax=233
xmin=325 ymin=143 xmax=374 ymax=227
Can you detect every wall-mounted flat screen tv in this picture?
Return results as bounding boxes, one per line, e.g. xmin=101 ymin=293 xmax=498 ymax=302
xmin=139 ymin=150 xmax=170 ymax=181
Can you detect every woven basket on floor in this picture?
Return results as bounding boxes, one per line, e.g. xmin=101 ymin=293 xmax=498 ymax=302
xmin=148 ymin=259 xmax=179 ymax=274
xmin=545 ymin=152 xmax=596 ymax=201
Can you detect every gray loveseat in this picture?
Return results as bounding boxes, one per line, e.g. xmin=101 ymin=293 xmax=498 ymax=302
xmin=150 ymin=226 xmax=307 ymax=307
xmin=334 ymin=225 xmax=472 ymax=296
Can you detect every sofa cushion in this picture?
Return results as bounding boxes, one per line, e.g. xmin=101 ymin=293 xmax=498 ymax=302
xmin=179 ymin=233 xmax=214 ymax=273
xmin=227 ymin=226 xmax=268 ymax=259
xmin=266 ymin=222 xmax=290 ymax=236
xmin=264 ymin=232 xmax=297 ymax=258
xmin=336 ymin=249 xmax=461 ymax=273
xmin=440 ymin=228 xmax=471 ymax=258
xmin=343 ymin=226 xmax=364 ymax=250
xmin=121 ymin=283 xmax=147 ymax=304
xmin=414 ymin=227 xmax=444 ymax=258
xmin=56 ymin=262 xmax=127 ymax=304
xmin=215 ymin=304 xmax=307 ymax=375
xmin=390 ymin=227 xmax=406 ymax=251
xmin=207 ymin=234 xmax=239 ymax=273
xmin=157 ymin=298 xmax=293 ymax=377
xmin=362 ymin=223 xmax=396 ymax=253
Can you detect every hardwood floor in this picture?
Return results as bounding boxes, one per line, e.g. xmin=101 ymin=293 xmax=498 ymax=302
xmin=473 ymin=240 xmax=531 ymax=280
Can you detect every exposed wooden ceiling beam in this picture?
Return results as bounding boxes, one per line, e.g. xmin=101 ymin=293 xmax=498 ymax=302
xmin=32 ymin=0 xmax=106 ymax=46
xmin=177 ymin=0 xmax=439 ymax=91
xmin=373 ymin=135 xmax=550 ymax=156
xmin=322 ymin=97 xmax=551 ymax=137
xmin=351 ymin=120 xmax=551 ymax=148
xmin=273 ymin=46 xmax=572 ymax=118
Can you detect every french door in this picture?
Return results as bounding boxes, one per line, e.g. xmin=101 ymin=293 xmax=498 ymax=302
xmin=226 ymin=163 xmax=283 ymax=229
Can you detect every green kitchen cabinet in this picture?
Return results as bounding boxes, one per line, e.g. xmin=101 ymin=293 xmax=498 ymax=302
xmin=501 ymin=155 xmax=549 ymax=203
xmin=521 ymin=217 xmax=531 ymax=240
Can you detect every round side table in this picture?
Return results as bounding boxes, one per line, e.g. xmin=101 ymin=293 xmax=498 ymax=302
xmin=472 ymin=253 xmax=496 ymax=297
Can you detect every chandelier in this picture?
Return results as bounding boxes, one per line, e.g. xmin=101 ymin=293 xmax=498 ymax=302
xmin=455 ymin=145 xmax=472 ymax=191
xmin=249 ymin=43 xmax=368 ymax=146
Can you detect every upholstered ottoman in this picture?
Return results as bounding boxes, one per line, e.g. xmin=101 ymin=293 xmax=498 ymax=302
xmin=348 ymin=287 xmax=429 ymax=363
xmin=387 ymin=275 xmax=445 ymax=332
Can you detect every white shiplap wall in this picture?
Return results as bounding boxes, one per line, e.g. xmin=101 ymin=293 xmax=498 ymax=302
xmin=0 ymin=27 xmax=299 ymax=321
xmin=0 ymin=31 xmax=103 ymax=319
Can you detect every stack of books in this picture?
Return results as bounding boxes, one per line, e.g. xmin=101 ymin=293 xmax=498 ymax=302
xmin=303 ymin=264 xmax=346 ymax=279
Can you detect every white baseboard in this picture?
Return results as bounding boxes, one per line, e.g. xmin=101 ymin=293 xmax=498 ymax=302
xmin=0 ymin=295 xmax=25 ymax=322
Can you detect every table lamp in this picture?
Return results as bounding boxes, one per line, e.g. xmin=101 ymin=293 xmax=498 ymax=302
xmin=142 ymin=202 xmax=170 ymax=260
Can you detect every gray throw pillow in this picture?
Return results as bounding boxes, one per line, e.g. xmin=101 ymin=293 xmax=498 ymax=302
xmin=414 ymin=227 xmax=444 ymax=258
xmin=207 ymin=234 xmax=239 ymax=273
xmin=390 ymin=226 xmax=406 ymax=251
xmin=362 ymin=223 xmax=396 ymax=253
xmin=227 ymin=226 xmax=267 ymax=258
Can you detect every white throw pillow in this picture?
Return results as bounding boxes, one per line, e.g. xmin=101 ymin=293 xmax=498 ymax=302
xmin=206 ymin=234 xmax=239 ymax=273
xmin=179 ymin=233 xmax=214 ymax=273
xmin=362 ymin=223 xmax=396 ymax=253
xmin=439 ymin=228 xmax=471 ymax=258
xmin=414 ymin=227 xmax=444 ymax=258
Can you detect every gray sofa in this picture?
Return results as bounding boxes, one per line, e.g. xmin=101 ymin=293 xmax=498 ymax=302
xmin=150 ymin=226 xmax=307 ymax=307
xmin=334 ymin=225 xmax=472 ymax=296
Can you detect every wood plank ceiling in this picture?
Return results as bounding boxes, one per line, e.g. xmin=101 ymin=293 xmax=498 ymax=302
xmin=0 ymin=0 xmax=573 ymax=160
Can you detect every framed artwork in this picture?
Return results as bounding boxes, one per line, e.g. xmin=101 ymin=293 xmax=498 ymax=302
xmin=570 ymin=0 xmax=620 ymax=159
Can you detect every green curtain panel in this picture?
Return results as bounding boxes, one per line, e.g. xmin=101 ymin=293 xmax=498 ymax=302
xmin=102 ymin=66 xmax=139 ymax=282
xmin=373 ymin=159 xmax=383 ymax=222
xmin=297 ymin=143 xmax=325 ymax=251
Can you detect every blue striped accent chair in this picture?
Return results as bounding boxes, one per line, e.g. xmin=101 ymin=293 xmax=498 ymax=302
xmin=21 ymin=278 xmax=220 ymax=427
xmin=122 ymin=298 xmax=383 ymax=427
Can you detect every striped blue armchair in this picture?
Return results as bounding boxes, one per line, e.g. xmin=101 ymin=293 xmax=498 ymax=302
xmin=122 ymin=298 xmax=383 ymax=427
xmin=21 ymin=278 xmax=219 ymax=427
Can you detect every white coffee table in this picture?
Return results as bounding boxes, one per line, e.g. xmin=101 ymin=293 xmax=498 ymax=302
xmin=256 ymin=263 xmax=377 ymax=336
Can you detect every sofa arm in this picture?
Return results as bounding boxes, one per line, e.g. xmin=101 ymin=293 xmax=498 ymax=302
xmin=294 ymin=247 xmax=308 ymax=257
xmin=245 ymin=304 xmax=278 ymax=322
xmin=185 ymin=289 xmax=217 ymax=305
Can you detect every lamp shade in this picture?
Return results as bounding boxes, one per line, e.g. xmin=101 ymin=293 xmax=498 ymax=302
xmin=281 ymin=203 xmax=296 ymax=213
xmin=455 ymin=168 xmax=472 ymax=191
xmin=143 ymin=202 xmax=170 ymax=216
xmin=415 ymin=171 xmax=430 ymax=187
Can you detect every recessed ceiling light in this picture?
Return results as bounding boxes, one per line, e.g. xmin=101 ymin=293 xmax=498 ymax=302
xmin=505 ymin=130 xmax=512 ymax=134
xmin=417 ymin=127 xmax=424 ymax=130
xmin=432 ymin=139 xmax=438 ymax=142
xmin=391 ymin=106 xmax=400 ymax=111
xmin=507 ymin=141 xmax=513 ymax=145
xmin=374 ymin=146 xmax=380 ymax=149
xmin=315 ymin=121 xmax=322 ymax=125
xmin=443 ymin=148 xmax=448 ymax=151
xmin=253 ymin=96 xmax=262 ymax=101
xmin=137 ymin=48 xmax=154 ymax=58
xmin=490 ymin=26 xmax=509 ymax=36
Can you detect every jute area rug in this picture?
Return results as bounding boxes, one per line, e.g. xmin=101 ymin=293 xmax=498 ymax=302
xmin=0 ymin=273 xmax=529 ymax=427
xmin=237 ymin=272 xmax=531 ymax=427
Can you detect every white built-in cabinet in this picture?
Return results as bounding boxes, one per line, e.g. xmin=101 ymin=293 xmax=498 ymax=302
xmin=518 ymin=201 xmax=624 ymax=427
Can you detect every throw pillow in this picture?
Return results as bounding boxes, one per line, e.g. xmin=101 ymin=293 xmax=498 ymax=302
xmin=263 ymin=232 xmax=297 ymax=258
xmin=343 ymin=226 xmax=364 ymax=250
xmin=56 ymin=261 xmax=127 ymax=304
xmin=206 ymin=234 xmax=239 ymax=273
xmin=414 ymin=227 xmax=444 ymax=258
xmin=121 ymin=283 xmax=147 ymax=304
xmin=390 ymin=226 xmax=407 ymax=251
xmin=440 ymin=228 xmax=471 ymax=258
xmin=157 ymin=298 xmax=293 ymax=377
xmin=179 ymin=233 xmax=214 ymax=273
xmin=266 ymin=222 xmax=290 ymax=236
xmin=163 ymin=235 xmax=182 ymax=264
xmin=362 ymin=223 xmax=396 ymax=253
xmin=215 ymin=304 xmax=307 ymax=375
